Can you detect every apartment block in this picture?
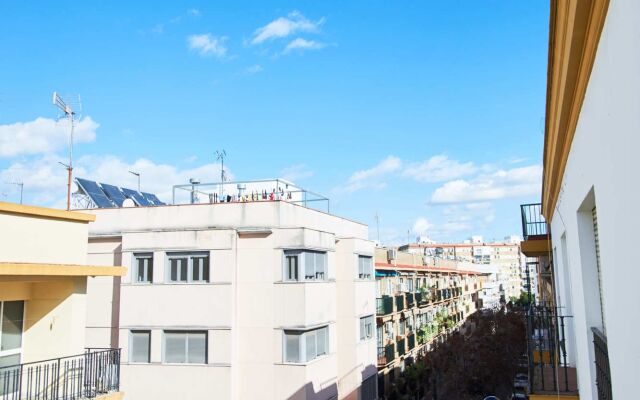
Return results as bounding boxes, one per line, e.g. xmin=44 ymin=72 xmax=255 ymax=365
xmin=373 ymin=247 xmax=482 ymax=397
xmin=0 ymin=202 xmax=125 ymax=400
xmin=83 ymin=199 xmax=377 ymax=400
xmin=400 ymin=240 xmax=526 ymax=301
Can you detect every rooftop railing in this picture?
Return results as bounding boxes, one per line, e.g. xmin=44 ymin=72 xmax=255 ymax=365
xmin=172 ymin=179 xmax=330 ymax=212
xmin=0 ymin=349 xmax=120 ymax=400
xmin=521 ymin=203 xmax=549 ymax=240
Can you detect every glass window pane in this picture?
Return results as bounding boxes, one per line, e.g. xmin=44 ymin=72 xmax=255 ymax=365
xmin=286 ymin=256 xmax=298 ymax=281
xmin=192 ymin=258 xmax=201 ymax=281
xmin=130 ymin=331 xmax=150 ymax=363
xmin=360 ymin=318 xmax=365 ymax=340
xmin=316 ymin=327 xmax=327 ymax=356
xmin=1 ymin=301 xmax=23 ymax=351
xmin=315 ymin=253 xmax=326 ymax=280
xmin=170 ymin=259 xmax=179 ymax=281
xmin=187 ymin=332 xmax=206 ymax=363
xmin=306 ymin=330 xmax=316 ymax=361
xmin=304 ymin=252 xmax=315 ymax=280
xmin=202 ymin=257 xmax=210 ymax=282
xmin=164 ymin=332 xmax=186 ymax=363
xmin=179 ymin=259 xmax=188 ymax=282
xmin=285 ymin=332 xmax=300 ymax=362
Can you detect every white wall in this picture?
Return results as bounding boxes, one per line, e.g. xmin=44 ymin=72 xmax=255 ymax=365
xmin=549 ymin=1 xmax=640 ymax=398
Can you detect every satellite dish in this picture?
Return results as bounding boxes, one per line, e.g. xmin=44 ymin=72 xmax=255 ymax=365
xmin=123 ymin=198 xmax=136 ymax=207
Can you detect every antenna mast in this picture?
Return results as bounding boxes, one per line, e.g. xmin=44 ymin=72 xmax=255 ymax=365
xmin=374 ymin=212 xmax=380 ymax=244
xmin=52 ymin=92 xmax=78 ymax=210
xmin=215 ymin=150 xmax=227 ymax=198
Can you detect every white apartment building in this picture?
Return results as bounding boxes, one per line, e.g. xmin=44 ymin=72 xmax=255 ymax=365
xmin=533 ymin=0 xmax=639 ymax=398
xmin=83 ymin=199 xmax=377 ymax=400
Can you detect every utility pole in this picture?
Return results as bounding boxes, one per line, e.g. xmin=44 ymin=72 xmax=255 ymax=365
xmin=129 ymin=170 xmax=141 ymax=192
xmin=8 ymin=181 xmax=24 ymax=204
xmin=374 ymin=212 xmax=380 ymax=244
xmin=52 ymin=92 xmax=78 ymax=210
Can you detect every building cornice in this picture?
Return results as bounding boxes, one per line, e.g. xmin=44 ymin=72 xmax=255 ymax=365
xmin=0 ymin=262 xmax=126 ymax=277
xmin=542 ymin=0 xmax=610 ymax=220
xmin=0 ymin=201 xmax=96 ymax=223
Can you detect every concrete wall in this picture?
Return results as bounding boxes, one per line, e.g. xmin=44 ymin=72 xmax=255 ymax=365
xmin=549 ymin=1 xmax=640 ymax=399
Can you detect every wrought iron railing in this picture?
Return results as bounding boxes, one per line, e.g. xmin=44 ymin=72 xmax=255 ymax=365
xmin=521 ymin=203 xmax=548 ymax=239
xmin=0 ymin=348 xmax=120 ymax=400
xmin=592 ymin=327 xmax=612 ymax=400
xmin=377 ymin=344 xmax=395 ymax=366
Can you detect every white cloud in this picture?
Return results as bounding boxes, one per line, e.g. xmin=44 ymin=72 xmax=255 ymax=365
xmin=1 ymin=154 xmax=232 ymax=207
xmin=187 ymin=8 xmax=201 ymax=17
xmin=244 ymin=64 xmax=263 ymax=74
xmin=430 ymin=164 xmax=542 ymax=204
xmin=251 ymin=11 xmax=324 ymax=45
xmin=187 ymin=34 xmax=228 ymax=58
xmin=280 ymin=164 xmax=313 ymax=182
xmin=0 ymin=117 xmax=98 ymax=158
xmin=412 ymin=217 xmax=433 ymax=236
xmin=283 ymin=38 xmax=326 ymax=54
xmin=342 ymin=156 xmax=402 ymax=193
xmin=402 ymin=155 xmax=477 ymax=183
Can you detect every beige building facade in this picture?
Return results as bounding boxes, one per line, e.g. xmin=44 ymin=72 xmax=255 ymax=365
xmin=0 ymin=202 xmax=125 ymax=399
xmin=83 ymin=200 xmax=377 ymax=400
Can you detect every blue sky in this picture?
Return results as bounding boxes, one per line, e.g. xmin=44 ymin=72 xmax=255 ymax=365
xmin=0 ymin=1 xmax=550 ymax=244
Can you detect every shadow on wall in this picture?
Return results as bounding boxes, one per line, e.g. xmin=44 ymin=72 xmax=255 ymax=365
xmin=286 ymin=364 xmax=378 ymax=400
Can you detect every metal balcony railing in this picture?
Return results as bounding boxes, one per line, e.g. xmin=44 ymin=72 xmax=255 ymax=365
xmin=521 ymin=203 xmax=549 ymax=239
xmin=0 ymin=349 xmax=120 ymax=400
xmin=592 ymin=328 xmax=612 ymax=400
xmin=377 ymin=344 xmax=395 ymax=366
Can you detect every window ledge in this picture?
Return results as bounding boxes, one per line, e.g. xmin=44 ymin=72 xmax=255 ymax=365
xmin=275 ymin=353 xmax=332 ymax=366
xmin=275 ymin=279 xmax=335 ymax=284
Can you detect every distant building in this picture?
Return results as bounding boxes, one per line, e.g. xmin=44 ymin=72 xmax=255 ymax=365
xmin=399 ymin=240 xmax=526 ymax=301
xmin=373 ymin=247 xmax=483 ymax=397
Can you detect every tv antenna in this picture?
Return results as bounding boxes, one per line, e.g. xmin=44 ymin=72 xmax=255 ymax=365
xmin=52 ymin=92 xmax=81 ymax=210
xmin=129 ymin=170 xmax=141 ymax=192
xmin=6 ymin=181 xmax=24 ymax=204
xmin=215 ymin=150 xmax=227 ymax=198
xmin=374 ymin=212 xmax=380 ymax=244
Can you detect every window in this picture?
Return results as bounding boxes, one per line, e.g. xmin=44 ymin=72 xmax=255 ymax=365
xmin=134 ymin=253 xmax=153 ymax=283
xmin=407 ymin=278 xmax=414 ymax=292
xmin=0 ymin=301 xmax=23 ymax=369
xmin=283 ymin=250 xmax=327 ymax=282
xmin=360 ymin=315 xmax=374 ymax=341
xmin=358 ymin=255 xmax=373 ymax=280
xmin=163 ymin=331 xmax=207 ymax=364
xmin=283 ymin=326 xmax=329 ymax=363
xmin=130 ymin=330 xmax=151 ymax=363
xmin=166 ymin=253 xmax=210 ymax=283
xmin=384 ymin=321 xmax=394 ymax=340
xmin=399 ymin=319 xmax=406 ymax=336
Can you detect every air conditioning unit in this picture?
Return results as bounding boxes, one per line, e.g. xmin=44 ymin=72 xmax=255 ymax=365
xmin=387 ymin=249 xmax=398 ymax=260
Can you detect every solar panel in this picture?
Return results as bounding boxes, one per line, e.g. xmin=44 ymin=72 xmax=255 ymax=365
xmin=76 ymin=178 xmax=115 ymax=208
xmin=101 ymin=183 xmax=128 ymax=207
xmin=121 ymin=188 xmax=152 ymax=206
xmin=142 ymin=192 xmax=165 ymax=205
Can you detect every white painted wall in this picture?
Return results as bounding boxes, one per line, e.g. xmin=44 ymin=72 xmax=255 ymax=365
xmin=549 ymin=1 xmax=640 ymax=398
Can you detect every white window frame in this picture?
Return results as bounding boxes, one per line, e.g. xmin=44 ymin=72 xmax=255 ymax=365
xmin=282 ymin=250 xmax=327 ymax=282
xmin=0 ymin=301 xmax=25 ymax=366
xmin=133 ymin=253 xmax=153 ymax=283
xmin=283 ymin=326 xmax=329 ymax=363
xmin=165 ymin=252 xmax=210 ymax=283
xmin=357 ymin=255 xmax=373 ymax=280
xmin=359 ymin=315 xmax=374 ymax=341
xmin=129 ymin=330 xmax=151 ymax=363
xmin=162 ymin=330 xmax=207 ymax=364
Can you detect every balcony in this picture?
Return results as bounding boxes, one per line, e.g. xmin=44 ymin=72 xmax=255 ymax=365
xmin=376 ymin=296 xmax=394 ymax=316
xmin=0 ymin=349 xmax=121 ymax=400
xmin=407 ymin=333 xmax=416 ymax=350
xmin=406 ymin=292 xmax=415 ymax=308
xmin=395 ymin=294 xmax=405 ymax=311
xmin=520 ymin=203 xmax=550 ymax=257
xmin=397 ymin=339 xmax=406 ymax=356
xmin=414 ymin=292 xmax=423 ymax=305
xmin=377 ymin=344 xmax=395 ymax=367
xmin=592 ymin=327 xmax=612 ymax=400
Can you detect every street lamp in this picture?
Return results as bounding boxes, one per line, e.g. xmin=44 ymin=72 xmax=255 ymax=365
xmin=129 ymin=171 xmax=140 ymax=192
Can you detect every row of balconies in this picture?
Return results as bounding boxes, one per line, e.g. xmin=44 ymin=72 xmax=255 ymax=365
xmin=377 ymin=334 xmax=418 ymax=366
xmin=376 ymin=287 xmax=464 ymax=316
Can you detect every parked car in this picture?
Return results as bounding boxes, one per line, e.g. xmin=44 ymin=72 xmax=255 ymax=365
xmin=511 ymin=391 xmax=528 ymax=400
xmin=483 ymin=396 xmax=500 ymax=400
xmin=514 ymin=373 xmax=528 ymax=389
